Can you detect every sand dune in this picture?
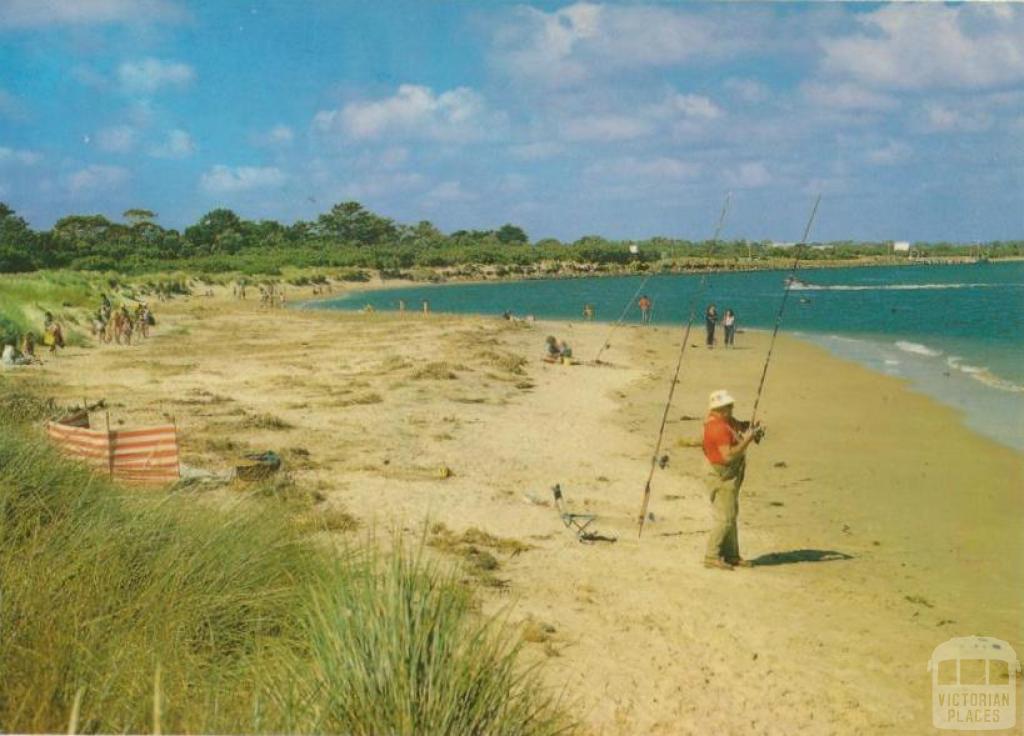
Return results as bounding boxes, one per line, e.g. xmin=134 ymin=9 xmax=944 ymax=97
xmin=35 ymin=286 xmax=1023 ymax=734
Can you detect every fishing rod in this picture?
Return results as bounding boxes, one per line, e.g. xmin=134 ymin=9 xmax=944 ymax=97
xmin=637 ymin=192 xmax=731 ymax=538
xmin=749 ymin=194 xmax=821 ymax=427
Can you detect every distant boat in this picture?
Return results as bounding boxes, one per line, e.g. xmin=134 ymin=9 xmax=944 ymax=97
xmin=785 ymin=276 xmax=810 ymax=289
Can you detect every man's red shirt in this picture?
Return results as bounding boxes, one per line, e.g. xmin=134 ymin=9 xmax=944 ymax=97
xmin=703 ymin=413 xmax=740 ymax=465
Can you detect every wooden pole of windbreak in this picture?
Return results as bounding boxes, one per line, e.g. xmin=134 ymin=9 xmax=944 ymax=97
xmin=105 ymin=411 xmax=113 ymax=479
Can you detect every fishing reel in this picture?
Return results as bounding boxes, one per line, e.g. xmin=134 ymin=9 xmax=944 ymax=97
xmin=752 ymin=424 xmax=766 ymax=444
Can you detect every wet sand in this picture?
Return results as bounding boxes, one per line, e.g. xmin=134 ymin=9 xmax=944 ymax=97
xmin=29 ymin=285 xmax=1024 ymax=734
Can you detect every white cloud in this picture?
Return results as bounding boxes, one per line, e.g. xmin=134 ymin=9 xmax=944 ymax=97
xmin=64 ymin=164 xmax=130 ymax=195
xmin=724 ymin=78 xmax=770 ymax=104
xmin=866 ymin=140 xmax=911 ymax=166
xmin=561 ymin=114 xmax=652 ymax=142
xmin=557 ymin=90 xmax=722 ymax=143
xmin=922 ymin=104 xmax=992 ymax=133
xmin=821 ymin=4 xmax=1024 ymax=91
xmin=151 ymin=129 xmax=196 ymax=158
xmin=0 ymin=0 xmax=186 ymax=28
xmin=659 ymin=93 xmax=722 ymax=121
xmin=118 ymin=58 xmax=195 ymax=94
xmin=200 ymin=165 xmax=286 ymax=194
xmin=0 ymin=146 xmax=41 ymax=166
xmin=356 ymin=146 xmax=409 ymax=170
xmin=252 ymin=124 xmax=294 ymax=148
xmin=585 ymin=156 xmax=700 ymax=181
xmin=423 ymin=180 xmax=478 ymax=204
xmin=96 ymin=125 xmax=137 ymax=153
xmin=801 ymin=81 xmax=898 ymax=111
xmin=492 ymin=3 xmax=758 ymax=88
xmin=319 ymin=84 xmax=503 ymax=142
xmin=725 ymin=161 xmax=772 ymax=189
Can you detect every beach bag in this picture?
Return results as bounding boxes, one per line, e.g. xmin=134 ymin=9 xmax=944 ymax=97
xmin=146 ymin=313 xmax=156 ymax=326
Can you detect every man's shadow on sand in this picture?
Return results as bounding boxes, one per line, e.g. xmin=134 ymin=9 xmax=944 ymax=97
xmin=750 ymin=549 xmax=853 ymax=566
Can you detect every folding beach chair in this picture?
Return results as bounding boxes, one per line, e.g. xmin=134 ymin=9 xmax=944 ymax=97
xmin=551 ymin=484 xmax=616 ymax=543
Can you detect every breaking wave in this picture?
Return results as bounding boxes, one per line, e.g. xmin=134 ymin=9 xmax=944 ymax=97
xmin=895 ymin=341 xmax=942 ymax=357
xmin=947 ymin=356 xmax=1024 ymax=393
xmin=788 ymin=282 xmax=991 ymax=291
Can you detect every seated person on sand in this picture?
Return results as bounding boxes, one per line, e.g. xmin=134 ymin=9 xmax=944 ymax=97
xmin=2 ymin=342 xmax=34 ymax=367
xmin=21 ymin=332 xmax=39 ymax=361
xmin=543 ymin=336 xmax=574 ymax=364
xmin=544 ymin=335 xmax=561 ymax=362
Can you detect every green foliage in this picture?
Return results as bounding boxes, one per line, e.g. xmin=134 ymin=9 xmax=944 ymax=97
xmin=1 ymin=199 xmax=1019 ymax=277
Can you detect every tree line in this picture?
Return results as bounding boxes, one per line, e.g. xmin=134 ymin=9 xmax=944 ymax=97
xmin=1 ymin=200 xmax=1020 ymax=275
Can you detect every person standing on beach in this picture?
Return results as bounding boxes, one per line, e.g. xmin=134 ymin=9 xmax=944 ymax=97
xmin=705 ymin=304 xmax=718 ymax=347
xmin=582 ymin=303 xmax=595 ymax=321
xmin=723 ymin=309 xmax=736 ymax=347
xmin=702 ymin=389 xmax=763 ymax=570
xmin=638 ymin=295 xmax=653 ymax=325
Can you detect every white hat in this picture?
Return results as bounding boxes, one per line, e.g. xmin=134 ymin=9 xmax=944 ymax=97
xmin=708 ymin=389 xmax=735 ymax=409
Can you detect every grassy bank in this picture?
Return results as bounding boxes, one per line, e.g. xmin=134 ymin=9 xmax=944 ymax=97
xmin=0 ymin=383 xmax=571 ymax=735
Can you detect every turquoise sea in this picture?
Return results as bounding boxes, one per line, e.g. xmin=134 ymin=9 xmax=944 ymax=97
xmin=317 ymin=262 xmax=1024 ymax=450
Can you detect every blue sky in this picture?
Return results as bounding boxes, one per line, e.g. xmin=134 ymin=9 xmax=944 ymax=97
xmin=0 ymin=0 xmax=1022 ymax=243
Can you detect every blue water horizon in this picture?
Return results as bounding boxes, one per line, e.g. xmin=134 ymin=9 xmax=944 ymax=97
xmin=316 ymin=262 xmax=1024 ymax=451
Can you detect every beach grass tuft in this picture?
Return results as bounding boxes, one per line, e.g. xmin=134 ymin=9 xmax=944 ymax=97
xmin=0 ymin=385 xmax=573 ymax=735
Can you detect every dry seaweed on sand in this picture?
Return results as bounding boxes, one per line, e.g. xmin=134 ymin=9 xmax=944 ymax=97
xmin=413 ymin=361 xmax=465 ymax=380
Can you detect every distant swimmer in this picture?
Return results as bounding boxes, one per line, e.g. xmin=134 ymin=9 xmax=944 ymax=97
xmin=702 ymin=389 xmax=764 ymax=570
xmin=638 ymin=295 xmax=653 ymax=325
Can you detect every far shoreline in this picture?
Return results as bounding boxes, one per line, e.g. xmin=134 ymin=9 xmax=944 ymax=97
xmin=301 ymin=274 xmax=1024 ymax=455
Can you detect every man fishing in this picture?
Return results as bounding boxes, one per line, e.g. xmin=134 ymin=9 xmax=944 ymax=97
xmin=702 ymin=389 xmax=764 ymax=570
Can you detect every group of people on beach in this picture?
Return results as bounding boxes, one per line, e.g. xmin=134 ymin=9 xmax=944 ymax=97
xmin=259 ymin=285 xmax=287 ymax=308
xmin=2 ymin=311 xmax=66 ymax=367
xmin=90 ymin=294 xmax=153 ymax=346
xmin=704 ymin=304 xmax=737 ymax=348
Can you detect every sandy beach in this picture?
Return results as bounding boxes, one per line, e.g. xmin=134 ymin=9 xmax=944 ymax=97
xmin=24 ymin=285 xmax=1023 ymax=735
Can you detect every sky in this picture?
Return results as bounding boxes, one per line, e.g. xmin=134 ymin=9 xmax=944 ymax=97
xmin=0 ymin=0 xmax=1022 ymax=243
